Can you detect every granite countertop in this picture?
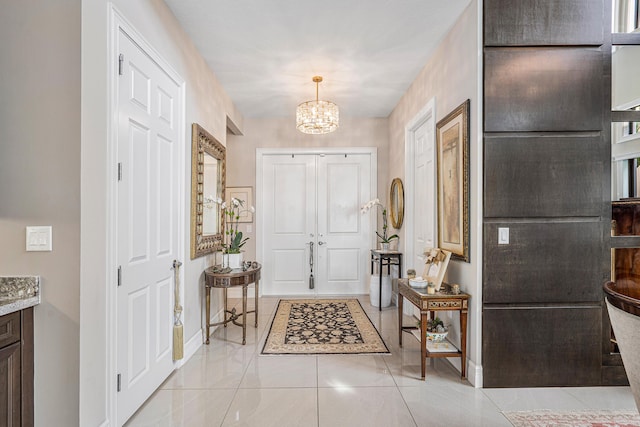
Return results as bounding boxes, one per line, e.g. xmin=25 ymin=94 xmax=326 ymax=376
xmin=0 ymin=276 xmax=41 ymax=316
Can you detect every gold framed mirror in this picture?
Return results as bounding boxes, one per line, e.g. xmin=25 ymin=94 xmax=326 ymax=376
xmin=190 ymin=123 xmax=225 ymax=259
xmin=389 ymin=177 xmax=404 ymax=229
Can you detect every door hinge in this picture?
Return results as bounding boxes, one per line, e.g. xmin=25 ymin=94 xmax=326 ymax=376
xmin=117 ymin=162 xmax=122 ymax=181
xmin=118 ymin=54 xmax=124 ymax=76
xmin=117 ymin=266 xmax=122 ymax=287
xmin=117 ymin=373 xmax=121 ymax=392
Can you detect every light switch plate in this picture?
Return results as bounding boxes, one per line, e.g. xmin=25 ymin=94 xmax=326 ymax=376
xmin=498 ymin=227 xmax=509 ymax=245
xmin=26 ymin=226 xmax=52 ymax=251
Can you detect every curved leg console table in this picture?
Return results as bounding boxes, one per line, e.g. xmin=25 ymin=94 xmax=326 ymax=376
xmin=204 ymin=263 xmax=261 ymax=345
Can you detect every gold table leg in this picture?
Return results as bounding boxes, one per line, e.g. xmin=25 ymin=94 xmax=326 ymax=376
xmin=255 ymin=279 xmax=259 ymax=327
xmin=205 ymin=285 xmax=210 ymax=345
xmin=420 ymin=311 xmax=428 ymax=379
xmin=242 ymin=285 xmax=247 ymax=345
xmin=223 ymin=287 xmax=228 ymax=327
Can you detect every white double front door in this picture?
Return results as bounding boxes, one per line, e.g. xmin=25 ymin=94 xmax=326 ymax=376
xmin=260 ymin=151 xmax=374 ymax=295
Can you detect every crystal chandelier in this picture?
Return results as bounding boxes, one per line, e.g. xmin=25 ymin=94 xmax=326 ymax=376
xmin=296 ymin=76 xmax=339 ymax=134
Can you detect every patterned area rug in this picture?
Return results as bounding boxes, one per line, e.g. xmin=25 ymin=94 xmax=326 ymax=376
xmin=261 ymin=299 xmax=390 ymax=355
xmin=503 ymin=410 xmax=640 ymax=427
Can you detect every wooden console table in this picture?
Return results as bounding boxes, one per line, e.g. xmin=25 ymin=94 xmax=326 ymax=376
xmin=370 ymin=250 xmax=402 ymax=311
xmin=204 ymin=264 xmax=261 ymax=345
xmin=398 ymin=279 xmax=469 ymax=380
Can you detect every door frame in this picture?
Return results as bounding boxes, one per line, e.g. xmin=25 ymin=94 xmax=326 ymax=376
xmin=256 ymin=147 xmax=378 ymax=296
xmin=404 ymin=97 xmax=436 ymax=278
xmin=106 ymin=6 xmax=186 ymax=423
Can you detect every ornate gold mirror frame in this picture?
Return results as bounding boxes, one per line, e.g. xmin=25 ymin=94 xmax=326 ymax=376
xmin=389 ymin=177 xmax=404 ymax=229
xmin=190 ymin=123 xmax=226 ymax=259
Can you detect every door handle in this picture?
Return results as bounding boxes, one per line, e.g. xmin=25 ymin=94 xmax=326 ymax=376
xmin=318 ymin=241 xmax=327 ymax=246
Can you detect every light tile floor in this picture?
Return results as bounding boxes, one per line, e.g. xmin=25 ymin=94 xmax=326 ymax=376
xmin=126 ymin=296 xmax=638 ymax=427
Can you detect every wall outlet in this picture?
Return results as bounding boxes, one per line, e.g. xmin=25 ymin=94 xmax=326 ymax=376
xmin=26 ymin=226 xmax=52 ymax=251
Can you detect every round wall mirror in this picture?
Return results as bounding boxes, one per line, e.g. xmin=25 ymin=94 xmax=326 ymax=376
xmin=389 ymin=178 xmax=404 ymax=229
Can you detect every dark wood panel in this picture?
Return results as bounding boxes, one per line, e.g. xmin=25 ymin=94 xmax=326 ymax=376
xmin=484 ymin=222 xmax=605 ymax=304
xmin=0 ymin=312 xmax=20 ymax=349
xmin=602 ymin=366 xmax=629 ymax=385
xmin=484 ymin=48 xmax=604 ymax=132
xmin=0 ymin=342 xmax=21 ymax=426
xmin=485 ymin=135 xmax=606 ymax=217
xmin=611 ymin=236 xmax=640 ymax=248
xmin=612 ymin=33 xmax=640 ymax=45
xmin=483 ymin=306 xmax=602 ymax=387
xmin=484 ymin=0 xmax=604 ymax=46
xmin=612 ymin=110 xmax=640 ymax=122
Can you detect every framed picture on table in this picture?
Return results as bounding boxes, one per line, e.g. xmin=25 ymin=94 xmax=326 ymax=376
xmin=422 ymin=248 xmax=452 ymax=291
xmin=436 ymin=99 xmax=470 ymax=262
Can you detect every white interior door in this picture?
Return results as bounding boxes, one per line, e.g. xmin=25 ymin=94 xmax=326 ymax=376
xmin=412 ymin=116 xmax=436 ymax=271
xmin=261 ymin=151 xmax=373 ymax=295
xmin=316 ymin=154 xmax=372 ymax=294
xmin=116 ymin=29 xmax=181 ymax=425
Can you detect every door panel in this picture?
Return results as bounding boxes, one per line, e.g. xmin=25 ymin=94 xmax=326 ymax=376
xmin=327 ymin=249 xmax=360 ymax=281
xmin=156 ymin=135 xmax=174 ymax=255
xmin=116 ymin=29 xmax=181 ymax=425
xmin=317 ymin=154 xmax=371 ymax=295
xmin=274 ymin=163 xmax=310 ymax=234
xmin=155 ymin=278 xmax=172 ymax=358
xmin=128 ymin=287 xmax=150 ymax=384
xmin=326 ymin=163 xmax=360 ymax=233
xmin=263 ymin=155 xmax=316 ymax=295
xmin=128 ymin=121 xmax=151 ymax=263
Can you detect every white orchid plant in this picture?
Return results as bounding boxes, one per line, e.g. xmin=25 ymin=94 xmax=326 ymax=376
xmin=221 ymin=197 xmax=255 ymax=254
xmin=360 ymin=198 xmax=398 ymax=244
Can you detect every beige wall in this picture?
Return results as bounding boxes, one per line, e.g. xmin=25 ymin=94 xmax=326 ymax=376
xmin=388 ymin=0 xmax=482 ymax=385
xmin=226 ymin=117 xmax=390 ymax=261
xmin=0 ymin=0 xmax=81 ymax=425
xmin=81 ymin=0 xmax=243 ymax=424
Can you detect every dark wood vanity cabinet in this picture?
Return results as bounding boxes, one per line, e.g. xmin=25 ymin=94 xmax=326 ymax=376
xmin=0 ymin=308 xmax=34 ymax=426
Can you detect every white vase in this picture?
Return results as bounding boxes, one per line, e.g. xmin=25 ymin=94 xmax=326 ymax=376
xmin=226 ymin=252 xmax=244 ymax=269
xmin=369 ymin=274 xmax=392 ymax=308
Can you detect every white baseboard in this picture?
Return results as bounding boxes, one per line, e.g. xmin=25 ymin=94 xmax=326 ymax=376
xmin=176 ymin=330 xmax=203 ymax=368
xmin=467 ymin=359 xmax=483 ymax=388
xmin=174 ymin=307 xmax=225 ymax=368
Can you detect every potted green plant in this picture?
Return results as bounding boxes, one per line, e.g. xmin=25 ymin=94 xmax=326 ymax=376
xmin=361 ymin=198 xmax=399 ymax=250
xmin=221 ymin=197 xmax=254 ymax=268
xmin=426 ymin=317 xmax=448 ymax=342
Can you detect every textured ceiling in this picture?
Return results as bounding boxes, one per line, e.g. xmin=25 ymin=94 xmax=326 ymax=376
xmin=164 ymin=0 xmax=471 ymax=118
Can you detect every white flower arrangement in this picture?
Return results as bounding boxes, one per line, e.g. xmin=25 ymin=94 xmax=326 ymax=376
xmin=361 ymin=198 xmax=398 ymax=244
xmin=222 ymin=197 xmax=255 ymax=254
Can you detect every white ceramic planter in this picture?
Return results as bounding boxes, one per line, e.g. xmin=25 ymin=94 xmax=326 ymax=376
xmin=369 ymin=274 xmax=392 ymax=307
xmin=226 ymin=252 xmax=244 ymax=269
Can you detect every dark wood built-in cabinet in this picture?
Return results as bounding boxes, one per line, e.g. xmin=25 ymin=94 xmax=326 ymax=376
xmin=482 ymin=0 xmax=618 ymax=386
xmin=0 ymin=308 xmax=34 ymax=426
